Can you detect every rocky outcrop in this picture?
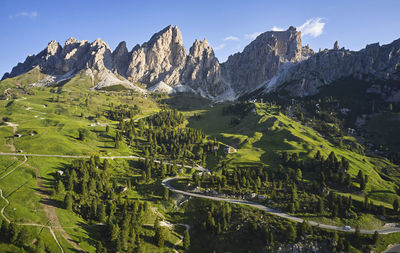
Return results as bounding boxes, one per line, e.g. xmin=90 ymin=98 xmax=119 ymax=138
xmin=112 ymin=41 xmax=130 ymax=76
xmin=3 ymin=24 xmax=399 ymax=100
xmin=3 ymin=40 xmax=63 ymax=79
xmin=86 ymin=38 xmax=113 ymax=72
xmin=182 ymin=39 xmax=227 ymax=97
xmin=61 ymin=37 xmax=90 ymax=73
xmin=271 ymin=38 xmax=400 ymax=97
xmin=224 ymin=26 xmax=314 ymax=94
xmin=126 ymin=25 xmax=187 ymax=85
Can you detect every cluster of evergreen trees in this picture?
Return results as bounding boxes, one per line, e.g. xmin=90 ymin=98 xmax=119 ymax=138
xmin=185 ymin=198 xmax=380 ymax=253
xmin=55 ymin=156 xmax=155 ymax=252
xmin=106 ymin=104 xmax=141 ymax=121
xmin=115 ymin=110 xmax=219 ymax=165
xmin=0 ymin=221 xmax=35 ymax=251
xmin=192 ymin=150 xmax=399 ymax=219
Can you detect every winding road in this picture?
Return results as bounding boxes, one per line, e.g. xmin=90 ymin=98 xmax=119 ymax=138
xmin=1 ymin=151 xmax=400 ymax=235
xmin=0 ymin=159 xmax=64 ymax=253
xmin=161 ymin=175 xmax=400 ymax=235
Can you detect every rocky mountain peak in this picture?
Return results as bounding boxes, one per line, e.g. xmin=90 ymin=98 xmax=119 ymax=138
xmin=65 ymin=37 xmax=79 ymax=46
xmin=45 ymin=40 xmax=62 ymax=56
xmin=269 ymin=37 xmax=400 ymax=97
xmin=334 ymin=41 xmax=340 ymax=50
xmin=114 ymin=41 xmax=127 ymax=52
xmin=182 ymin=38 xmax=227 ymax=97
xmin=91 ymin=38 xmax=110 ymax=49
xmin=224 ymin=26 xmax=306 ymax=93
xmin=112 ymin=41 xmax=130 ymax=76
xmin=4 ymin=24 xmax=399 ymax=102
xmin=126 ymin=25 xmax=186 ymax=86
xmin=189 ymin=38 xmax=213 ymax=59
xmin=146 ymin=25 xmax=184 ymax=48
xmin=86 ymin=38 xmax=112 ymax=71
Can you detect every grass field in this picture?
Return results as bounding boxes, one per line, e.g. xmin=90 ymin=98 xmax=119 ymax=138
xmin=188 ymin=102 xmax=400 ymax=206
xmin=1 ymin=70 xmax=399 ymax=252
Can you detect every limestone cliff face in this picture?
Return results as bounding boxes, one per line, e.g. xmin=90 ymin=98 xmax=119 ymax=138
xmin=112 ymin=41 xmax=130 ymax=76
xmin=275 ymin=39 xmax=400 ymax=96
xmin=126 ymin=25 xmax=187 ymax=86
xmin=3 ymin=37 xmax=113 ymax=78
xmin=224 ymin=26 xmax=313 ymax=93
xmin=3 ymin=40 xmax=64 ymax=78
xmin=61 ymin=37 xmax=90 ymax=73
xmin=3 ymin=25 xmax=400 ymax=100
xmin=181 ymin=39 xmax=227 ymax=96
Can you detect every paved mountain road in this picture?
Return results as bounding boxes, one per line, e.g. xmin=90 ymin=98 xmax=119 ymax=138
xmin=161 ymin=176 xmax=400 ymax=235
xmin=1 ymin=151 xmax=400 ymax=235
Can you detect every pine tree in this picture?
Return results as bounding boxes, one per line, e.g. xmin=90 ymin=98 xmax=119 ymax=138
xmin=64 ymin=192 xmax=73 ymax=211
xmin=286 ymin=224 xmax=296 ymax=242
xmin=16 ymin=226 xmax=31 ymax=246
xmin=35 ymin=237 xmax=46 ymax=252
xmin=183 ymin=229 xmax=190 ymax=250
xmin=98 ymin=203 xmax=106 ymax=223
xmin=163 ymin=187 xmax=169 ymax=200
xmin=156 ymin=228 xmax=164 ymax=247
xmin=78 ymin=128 xmax=88 ymax=141
xmin=318 ymin=198 xmax=324 ymax=214
xmin=393 ymin=199 xmax=399 ymax=211
xmin=373 ymin=231 xmax=379 ymax=244
xmin=1 ymin=219 xmax=9 ymax=240
xmin=354 ymin=225 xmax=361 ymax=240
xmin=296 ymin=168 xmax=302 ymax=182
xmin=96 ymin=242 xmax=104 ymax=253
xmin=9 ymin=222 xmax=20 ymax=243
xmin=56 ymin=180 xmax=65 ymax=194
xmin=154 ymin=218 xmax=164 ymax=247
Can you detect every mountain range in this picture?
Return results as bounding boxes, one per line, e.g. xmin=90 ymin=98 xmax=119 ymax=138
xmin=2 ymin=25 xmax=400 ymax=101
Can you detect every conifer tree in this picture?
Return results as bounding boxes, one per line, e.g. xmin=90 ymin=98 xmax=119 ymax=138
xmin=183 ymin=229 xmax=190 ymax=250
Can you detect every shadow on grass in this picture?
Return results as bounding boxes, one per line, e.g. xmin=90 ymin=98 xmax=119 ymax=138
xmin=5 ymin=180 xmax=30 ymax=198
xmin=135 ymin=180 xmax=163 ymax=201
xmin=76 ymin=221 xmax=102 ymax=249
xmin=40 ymin=197 xmax=64 ymax=209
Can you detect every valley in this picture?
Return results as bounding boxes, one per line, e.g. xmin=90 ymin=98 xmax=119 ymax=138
xmin=0 ymin=7 xmax=400 ymax=251
xmin=0 ymin=69 xmax=400 ymax=252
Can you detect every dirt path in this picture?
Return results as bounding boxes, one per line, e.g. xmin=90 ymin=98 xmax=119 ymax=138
xmin=0 ymin=155 xmax=27 ymax=180
xmin=5 ymin=122 xmax=18 ymax=135
xmin=0 ymin=158 xmax=64 ymax=253
xmin=172 ymin=223 xmax=190 ymax=253
xmin=24 ymin=162 xmax=84 ymax=252
xmin=0 ymin=122 xmax=19 ymax=152
xmin=0 ymin=189 xmax=64 ymax=252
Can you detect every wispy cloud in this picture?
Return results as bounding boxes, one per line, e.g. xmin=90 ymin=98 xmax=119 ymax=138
xmin=271 ymin=26 xmax=284 ymax=31
xmin=297 ymin=18 xmax=325 ymax=38
xmin=9 ymin=11 xmax=38 ymax=19
xmin=245 ymin=32 xmax=262 ymax=40
xmin=224 ymin=36 xmax=239 ymax=41
xmin=214 ymin=43 xmax=226 ymax=51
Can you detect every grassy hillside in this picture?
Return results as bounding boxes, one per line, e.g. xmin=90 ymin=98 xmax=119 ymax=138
xmin=0 ymin=70 xmax=399 ymax=252
xmin=188 ymin=102 xmax=399 ymax=205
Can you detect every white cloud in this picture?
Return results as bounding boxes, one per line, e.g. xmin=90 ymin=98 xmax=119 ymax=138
xmin=297 ymin=18 xmax=325 ymax=38
xmin=214 ymin=43 xmax=226 ymax=51
xmin=9 ymin=11 xmax=38 ymax=19
xmin=271 ymin=26 xmax=284 ymax=31
xmin=245 ymin=32 xmax=262 ymax=40
xmin=224 ymin=36 xmax=239 ymax=41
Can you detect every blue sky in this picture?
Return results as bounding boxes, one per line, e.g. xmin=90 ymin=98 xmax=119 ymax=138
xmin=1 ymin=0 xmax=400 ymax=76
